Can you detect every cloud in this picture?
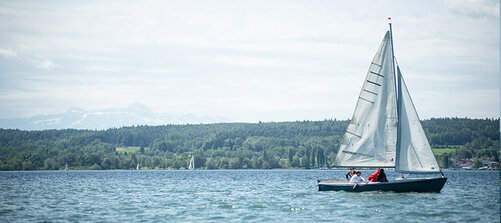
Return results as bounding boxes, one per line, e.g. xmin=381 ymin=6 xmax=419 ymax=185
xmin=0 ymin=47 xmax=57 ymax=70
xmin=0 ymin=1 xmax=498 ymax=121
xmin=444 ymin=0 xmax=500 ymax=18
xmin=0 ymin=48 xmax=16 ymax=58
xmin=37 ymin=58 xmax=57 ymax=70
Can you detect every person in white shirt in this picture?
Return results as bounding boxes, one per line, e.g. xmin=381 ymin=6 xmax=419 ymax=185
xmin=349 ymin=170 xmax=366 ymax=184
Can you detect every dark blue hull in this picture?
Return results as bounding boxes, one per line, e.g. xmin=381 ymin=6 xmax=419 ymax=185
xmin=318 ymin=177 xmax=447 ymax=192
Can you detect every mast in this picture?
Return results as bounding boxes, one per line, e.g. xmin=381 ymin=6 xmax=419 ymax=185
xmin=388 ymin=18 xmax=403 ymax=173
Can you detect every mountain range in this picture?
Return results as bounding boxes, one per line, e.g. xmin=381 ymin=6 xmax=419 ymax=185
xmin=0 ymin=103 xmax=230 ymax=130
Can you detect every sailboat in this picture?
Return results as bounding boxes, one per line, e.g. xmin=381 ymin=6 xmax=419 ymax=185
xmin=318 ymin=20 xmax=447 ymax=192
xmin=188 ymin=155 xmax=195 ymax=170
xmin=136 ymin=163 xmax=140 ymax=170
xmin=64 ymin=163 xmax=68 ymax=171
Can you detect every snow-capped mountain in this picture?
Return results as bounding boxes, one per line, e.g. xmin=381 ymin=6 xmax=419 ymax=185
xmin=0 ymin=103 xmax=230 ymax=130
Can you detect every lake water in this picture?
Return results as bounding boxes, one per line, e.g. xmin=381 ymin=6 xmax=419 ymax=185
xmin=0 ymin=170 xmax=498 ymax=222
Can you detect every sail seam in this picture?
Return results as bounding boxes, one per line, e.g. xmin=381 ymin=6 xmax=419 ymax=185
xmin=371 ymin=62 xmax=382 ymax=67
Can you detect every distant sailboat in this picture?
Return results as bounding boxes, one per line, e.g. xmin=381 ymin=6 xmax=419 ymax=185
xmin=136 ymin=163 xmax=140 ymax=170
xmin=318 ymin=20 xmax=447 ymax=192
xmin=189 ymin=155 xmax=195 ymax=170
xmin=64 ymin=163 xmax=68 ymax=171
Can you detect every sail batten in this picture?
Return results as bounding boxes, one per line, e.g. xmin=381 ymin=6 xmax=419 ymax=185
xmin=366 ymin=80 xmax=382 ymax=86
xmin=370 ymin=71 xmax=384 ymax=77
xmin=358 ymin=97 xmax=374 ymax=104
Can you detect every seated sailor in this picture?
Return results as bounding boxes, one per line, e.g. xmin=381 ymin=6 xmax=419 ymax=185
xmin=377 ymin=169 xmax=388 ymax=182
xmin=349 ymin=170 xmax=366 ymax=184
xmin=367 ymin=169 xmax=380 ymax=182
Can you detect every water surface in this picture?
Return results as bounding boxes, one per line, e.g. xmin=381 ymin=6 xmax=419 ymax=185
xmin=0 ymin=170 xmax=498 ymax=222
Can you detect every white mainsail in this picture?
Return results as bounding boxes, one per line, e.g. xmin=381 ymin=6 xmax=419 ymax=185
xmin=333 ymin=31 xmax=397 ymax=168
xmin=396 ymin=67 xmax=440 ymax=173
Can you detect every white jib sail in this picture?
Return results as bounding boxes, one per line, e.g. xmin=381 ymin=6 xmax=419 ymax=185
xmin=333 ymin=31 xmax=398 ymax=168
xmin=396 ymin=67 xmax=440 ymax=173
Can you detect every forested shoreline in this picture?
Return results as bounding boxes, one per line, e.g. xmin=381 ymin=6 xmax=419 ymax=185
xmin=0 ymin=117 xmax=498 ymax=170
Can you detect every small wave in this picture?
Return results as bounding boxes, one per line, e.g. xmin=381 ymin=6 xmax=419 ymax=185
xmin=218 ymin=204 xmax=235 ymax=209
xmin=249 ymin=204 xmax=266 ymax=209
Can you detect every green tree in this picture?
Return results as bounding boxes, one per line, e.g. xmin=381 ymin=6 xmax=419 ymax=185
xmin=291 ymin=156 xmax=300 ymax=168
xmin=206 ymin=158 xmax=218 ymax=169
xmin=473 ymin=159 xmax=483 ymax=169
xmin=262 ymin=161 xmax=271 ymax=169
xmin=288 ymin=148 xmax=294 ymax=163
xmin=229 ymin=158 xmax=242 ymax=169
xmin=310 ymin=148 xmax=316 ymax=168
xmin=89 ymin=163 xmax=101 ymax=170
xmin=194 ymin=155 xmax=206 ymax=169
xmin=101 ymin=158 xmax=112 ymax=169
xmin=440 ymin=154 xmax=450 ymax=169
xmin=0 ymin=118 xmax=497 ymax=170
xmin=301 ymin=157 xmax=310 ymax=168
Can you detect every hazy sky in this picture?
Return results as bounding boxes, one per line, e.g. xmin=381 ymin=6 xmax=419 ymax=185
xmin=0 ymin=0 xmax=499 ymax=122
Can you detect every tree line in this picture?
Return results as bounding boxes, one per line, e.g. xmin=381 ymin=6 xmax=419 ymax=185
xmin=0 ymin=118 xmax=498 ymax=170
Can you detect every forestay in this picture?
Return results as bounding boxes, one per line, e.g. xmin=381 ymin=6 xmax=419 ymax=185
xmin=333 ymin=32 xmax=398 ymax=168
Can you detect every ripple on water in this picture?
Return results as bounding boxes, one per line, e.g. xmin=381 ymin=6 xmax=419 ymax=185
xmin=249 ymin=204 xmax=266 ymax=209
xmin=0 ymin=170 xmax=498 ymax=222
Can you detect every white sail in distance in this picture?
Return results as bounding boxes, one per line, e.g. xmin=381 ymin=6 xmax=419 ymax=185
xmin=333 ymin=31 xmax=398 ymax=168
xmin=189 ymin=155 xmax=195 ymax=170
xmin=396 ymin=67 xmax=440 ymax=173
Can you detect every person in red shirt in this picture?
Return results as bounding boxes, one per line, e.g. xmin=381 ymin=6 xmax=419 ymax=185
xmin=367 ymin=169 xmax=380 ymax=182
